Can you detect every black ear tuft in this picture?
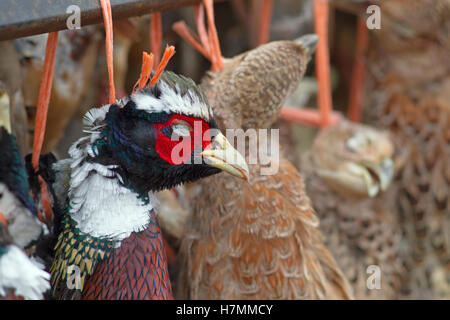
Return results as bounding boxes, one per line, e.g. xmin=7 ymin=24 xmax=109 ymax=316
xmin=150 ymin=84 xmax=162 ymax=99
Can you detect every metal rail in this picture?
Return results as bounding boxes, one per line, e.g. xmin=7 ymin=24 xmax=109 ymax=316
xmin=0 ymin=0 xmax=226 ymax=41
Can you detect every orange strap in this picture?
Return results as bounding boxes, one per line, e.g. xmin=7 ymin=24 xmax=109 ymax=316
xmin=32 ymin=32 xmax=58 ymax=171
xmin=172 ymin=0 xmax=223 ymax=72
xmin=279 ymin=107 xmax=341 ymax=127
xmin=257 ymin=0 xmax=273 ymax=45
xmin=348 ymin=17 xmax=368 ymax=123
xmin=172 ymin=21 xmax=211 ymax=59
xmin=31 ymin=32 xmax=58 ymax=225
xmin=100 ymin=0 xmax=116 ymax=104
xmin=150 ymin=13 xmax=162 ymax=68
xmin=314 ymin=0 xmax=333 ymax=128
xmin=203 ymin=0 xmax=222 ymax=71
xmin=194 ymin=4 xmax=211 ymax=57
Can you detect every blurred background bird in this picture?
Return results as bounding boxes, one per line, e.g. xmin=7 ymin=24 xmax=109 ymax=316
xmin=15 ymin=28 xmax=101 ymax=156
xmin=343 ymin=0 xmax=450 ymax=299
xmin=0 ymin=103 xmax=50 ymax=300
xmin=0 ymin=42 xmax=28 ymax=154
xmin=301 ymin=119 xmax=406 ymax=299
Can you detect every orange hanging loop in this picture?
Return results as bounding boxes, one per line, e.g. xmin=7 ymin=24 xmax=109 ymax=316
xmin=203 ymin=0 xmax=223 ymax=71
xmin=31 ymin=31 xmax=58 ymax=225
xmin=172 ymin=21 xmax=211 ymax=60
xmin=279 ymin=106 xmax=341 ymax=128
xmin=348 ymin=17 xmax=368 ymax=123
xmin=256 ymin=0 xmax=273 ymax=46
xmin=150 ymin=12 xmax=163 ymax=67
xmin=194 ymin=3 xmax=212 ymax=57
xmin=32 ymin=32 xmax=58 ymax=171
xmin=100 ymin=0 xmax=116 ymax=104
xmin=314 ymin=0 xmax=333 ymax=128
xmin=172 ymin=0 xmax=223 ymax=72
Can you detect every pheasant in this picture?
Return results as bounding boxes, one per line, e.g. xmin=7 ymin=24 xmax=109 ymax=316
xmin=49 ymin=69 xmax=249 ymax=300
xmin=173 ymin=20 xmax=353 ymax=298
xmin=350 ymin=0 xmax=450 ymax=299
xmin=301 ymin=119 xmax=406 ymax=299
xmin=0 ymin=122 xmax=50 ymax=300
xmin=15 ymin=28 xmax=100 ymax=154
xmin=0 ymin=41 xmax=28 ymax=154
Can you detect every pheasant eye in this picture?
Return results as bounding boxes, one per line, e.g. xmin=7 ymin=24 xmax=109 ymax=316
xmin=170 ymin=120 xmax=192 ymax=139
xmin=346 ymin=133 xmax=370 ymax=152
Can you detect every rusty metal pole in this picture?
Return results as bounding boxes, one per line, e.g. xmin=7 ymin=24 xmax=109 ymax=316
xmin=0 ymin=0 xmax=227 ymax=41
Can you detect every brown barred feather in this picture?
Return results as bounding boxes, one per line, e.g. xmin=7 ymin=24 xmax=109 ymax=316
xmin=361 ymin=0 xmax=450 ymax=299
xmin=179 ymin=158 xmax=352 ymax=299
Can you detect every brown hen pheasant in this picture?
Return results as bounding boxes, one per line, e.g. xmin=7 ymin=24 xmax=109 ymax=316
xmin=176 ymin=35 xmax=353 ymax=300
xmin=359 ymin=0 xmax=450 ymax=299
xmin=301 ymin=119 xmax=406 ymax=299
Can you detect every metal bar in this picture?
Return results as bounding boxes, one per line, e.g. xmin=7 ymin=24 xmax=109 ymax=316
xmin=0 ymin=0 xmax=226 ymax=41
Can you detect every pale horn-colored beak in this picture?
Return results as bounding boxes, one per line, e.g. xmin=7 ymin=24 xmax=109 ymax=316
xmin=365 ymin=157 xmax=395 ymax=192
xmin=359 ymin=157 xmax=395 ymax=197
xmin=200 ymin=132 xmax=249 ymax=181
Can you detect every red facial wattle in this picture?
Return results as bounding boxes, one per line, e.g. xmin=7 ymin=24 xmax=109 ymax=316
xmin=153 ymin=114 xmax=213 ymax=165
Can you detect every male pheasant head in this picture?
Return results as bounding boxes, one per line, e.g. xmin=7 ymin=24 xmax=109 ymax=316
xmin=309 ymin=120 xmax=395 ymax=198
xmin=84 ymin=71 xmax=249 ymax=195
